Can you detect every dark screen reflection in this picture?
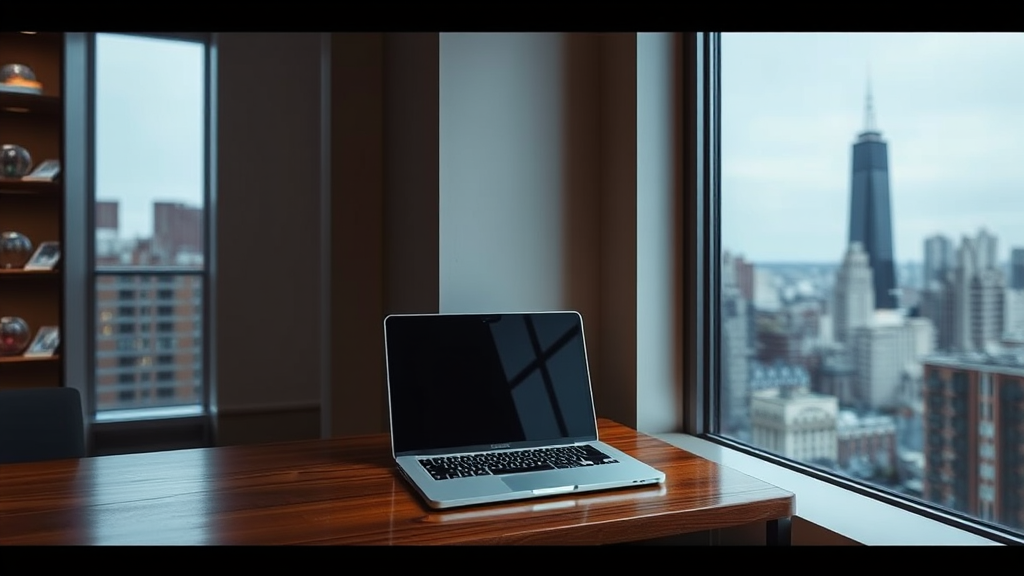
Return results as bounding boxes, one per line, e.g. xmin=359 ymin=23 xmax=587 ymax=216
xmin=385 ymin=312 xmax=599 ymax=455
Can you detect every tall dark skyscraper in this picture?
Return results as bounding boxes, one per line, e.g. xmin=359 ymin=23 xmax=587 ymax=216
xmin=847 ymin=84 xmax=898 ymax=309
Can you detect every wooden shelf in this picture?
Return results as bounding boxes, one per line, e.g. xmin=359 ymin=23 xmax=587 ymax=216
xmin=0 ymin=354 xmax=59 ymax=364
xmin=0 ymin=91 xmax=61 ymax=117
xmin=0 ymin=178 xmax=60 ymax=195
xmin=0 ymin=268 xmax=60 ymax=277
xmin=0 ymin=32 xmax=64 ymax=389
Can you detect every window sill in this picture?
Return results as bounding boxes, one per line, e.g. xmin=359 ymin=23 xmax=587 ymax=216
xmin=89 ymin=407 xmax=211 ymax=457
xmin=93 ymin=405 xmax=205 ymax=423
xmin=655 ymin=432 xmax=1003 ymax=546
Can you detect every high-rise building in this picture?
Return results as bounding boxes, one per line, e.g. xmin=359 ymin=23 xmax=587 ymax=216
xmin=921 ymin=231 xmax=1006 ymax=353
xmin=919 ymin=286 xmax=955 ymax=352
xmin=923 ymin=355 xmax=1024 ymax=529
xmin=975 ymin=228 xmax=998 ymax=272
xmin=920 ymin=235 xmax=957 ymax=352
xmin=833 ymin=242 xmax=875 ymax=344
xmin=92 ymin=200 xmax=204 ymax=412
xmin=721 ymin=252 xmax=753 ymax=437
xmin=96 ymin=200 xmax=119 ymax=230
xmin=924 ymin=235 xmax=955 ymax=288
xmin=847 ymin=85 xmax=898 ymax=309
xmin=95 ymin=272 xmax=203 ymax=411
xmin=1011 ymin=247 xmax=1024 ymax=290
xmin=831 ymin=241 xmax=936 ymax=411
xmin=849 ymin=313 xmax=935 ymax=412
xmin=1006 ymin=289 xmax=1024 ymax=340
xmin=1010 ymin=250 xmax=1024 ymax=340
xmin=733 ymin=254 xmax=755 ymax=302
xmin=753 ymin=267 xmax=782 ymax=312
xmin=153 ymin=201 xmax=203 ymax=265
xmin=953 ymin=234 xmax=1005 ymax=353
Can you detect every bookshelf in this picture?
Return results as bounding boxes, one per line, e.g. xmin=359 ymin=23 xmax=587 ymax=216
xmin=0 ymin=32 xmax=64 ymax=389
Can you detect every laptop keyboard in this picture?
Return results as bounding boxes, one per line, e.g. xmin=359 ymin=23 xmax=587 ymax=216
xmin=417 ymin=445 xmax=619 ymax=481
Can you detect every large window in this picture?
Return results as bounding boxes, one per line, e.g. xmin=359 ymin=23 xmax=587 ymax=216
xmin=710 ymin=32 xmax=1024 ymax=541
xmin=92 ymin=33 xmax=209 ymax=420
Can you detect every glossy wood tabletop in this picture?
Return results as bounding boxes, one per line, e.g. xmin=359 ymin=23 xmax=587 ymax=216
xmin=0 ymin=419 xmax=793 ymax=545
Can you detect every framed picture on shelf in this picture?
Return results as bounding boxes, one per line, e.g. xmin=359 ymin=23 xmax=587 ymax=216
xmin=24 ymin=241 xmax=60 ymax=270
xmin=22 ymin=159 xmax=61 ymax=182
xmin=24 ymin=325 xmax=59 ymax=358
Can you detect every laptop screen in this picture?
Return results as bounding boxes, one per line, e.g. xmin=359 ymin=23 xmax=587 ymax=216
xmin=384 ymin=311 xmax=600 ymax=456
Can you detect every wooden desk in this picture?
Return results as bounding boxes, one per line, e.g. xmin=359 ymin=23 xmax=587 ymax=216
xmin=0 ymin=419 xmax=793 ymax=545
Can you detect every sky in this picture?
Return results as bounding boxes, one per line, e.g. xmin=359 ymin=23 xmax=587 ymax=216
xmin=720 ymin=33 xmax=1024 ymax=265
xmin=94 ymin=34 xmax=205 ymax=239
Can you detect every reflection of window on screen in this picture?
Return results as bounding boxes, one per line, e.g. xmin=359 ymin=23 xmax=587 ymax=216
xmin=93 ymin=33 xmax=208 ymax=416
xmin=716 ymin=32 xmax=1024 ymax=538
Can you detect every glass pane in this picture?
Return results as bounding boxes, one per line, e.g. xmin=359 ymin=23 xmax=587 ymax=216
xmin=93 ymin=34 xmax=206 ymax=416
xmin=94 ymin=34 xmax=205 ymax=268
xmin=720 ymin=33 xmax=1024 ymax=535
xmin=95 ymin=273 xmax=203 ymax=412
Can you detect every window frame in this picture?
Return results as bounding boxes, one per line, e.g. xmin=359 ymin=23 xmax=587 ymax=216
xmin=688 ymin=31 xmax=1024 ymax=546
xmin=64 ymin=32 xmax=215 ymax=450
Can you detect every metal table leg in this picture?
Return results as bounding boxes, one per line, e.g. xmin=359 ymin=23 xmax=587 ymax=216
xmin=766 ymin=517 xmax=792 ymax=546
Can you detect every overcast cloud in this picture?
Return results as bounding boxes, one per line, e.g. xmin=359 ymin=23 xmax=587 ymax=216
xmin=721 ymin=32 xmax=1024 ymax=265
xmin=95 ymin=34 xmax=205 ymax=240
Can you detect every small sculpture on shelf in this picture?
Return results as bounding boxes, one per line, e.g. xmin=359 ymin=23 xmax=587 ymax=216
xmin=0 ymin=63 xmax=43 ymax=94
xmin=1 ymin=144 xmax=33 ymax=178
xmin=0 ymin=316 xmax=31 ymax=356
xmin=0 ymin=231 xmax=33 ymax=268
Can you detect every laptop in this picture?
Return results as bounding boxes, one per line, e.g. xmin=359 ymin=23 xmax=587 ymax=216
xmin=383 ymin=310 xmax=666 ymax=510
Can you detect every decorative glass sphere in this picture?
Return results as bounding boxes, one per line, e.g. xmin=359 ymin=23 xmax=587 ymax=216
xmin=0 ymin=316 xmax=31 ymax=356
xmin=0 ymin=63 xmax=38 ymax=83
xmin=1 ymin=144 xmax=33 ymax=178
xmin=0 ymin=63 xmax=42 ymax=93
xmin=0 ymin=231 xmax=33 ymax=268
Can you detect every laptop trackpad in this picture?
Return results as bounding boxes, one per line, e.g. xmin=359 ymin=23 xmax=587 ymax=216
xmin=502 ymin=470 xmax=581 ymax=494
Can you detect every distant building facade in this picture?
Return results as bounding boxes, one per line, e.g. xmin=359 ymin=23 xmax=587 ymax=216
xmin=750 ymin=362 xmax=837 ymax=465
xmin=1011 ymin=248 xmax=1024 ymax=290
xmin=751 ymin=384 xmax=839 ymax=465
xmin=836 ymin=410 xmax=898 ymax=477
xmin=924 ymin=235 xmax=955 ymax=287
xmin=833 ymin=242 xmax=875 ymax=344
xmin=721 ymin=251 xmax=753 ymax=437
xmin=1006 ymin=288 xmax=1024 ymax=341
xmin=919 ymin=230 xmax=1006 ymax=354
xmin=93 ymin=200 xmax=204 ymax=412
xmin=833 ymin=241 xmax=935 ymax=411
xmin=923 ymin=354 xmax=1024 ymax=530
xmin=952 ymin=233 xmax=1005 ymax=353
xmin=849 ymin=314 xmax=934 ymax=412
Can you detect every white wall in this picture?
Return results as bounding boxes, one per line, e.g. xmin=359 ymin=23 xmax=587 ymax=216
xmin=439 ymin=32 xmax=581 ymax=314
xmin=636 ymin=32 xmax=683 ymax=433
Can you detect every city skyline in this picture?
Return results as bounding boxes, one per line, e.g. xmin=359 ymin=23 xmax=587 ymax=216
xmin=95 ymin=198 xmax=204 ymax=267
xmin=721 ymin=33 xmax=1024 ymax=264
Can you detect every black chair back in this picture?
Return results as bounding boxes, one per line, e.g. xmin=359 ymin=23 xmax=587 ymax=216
xmin=0 ymin=387 xmax=86 ymax=464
